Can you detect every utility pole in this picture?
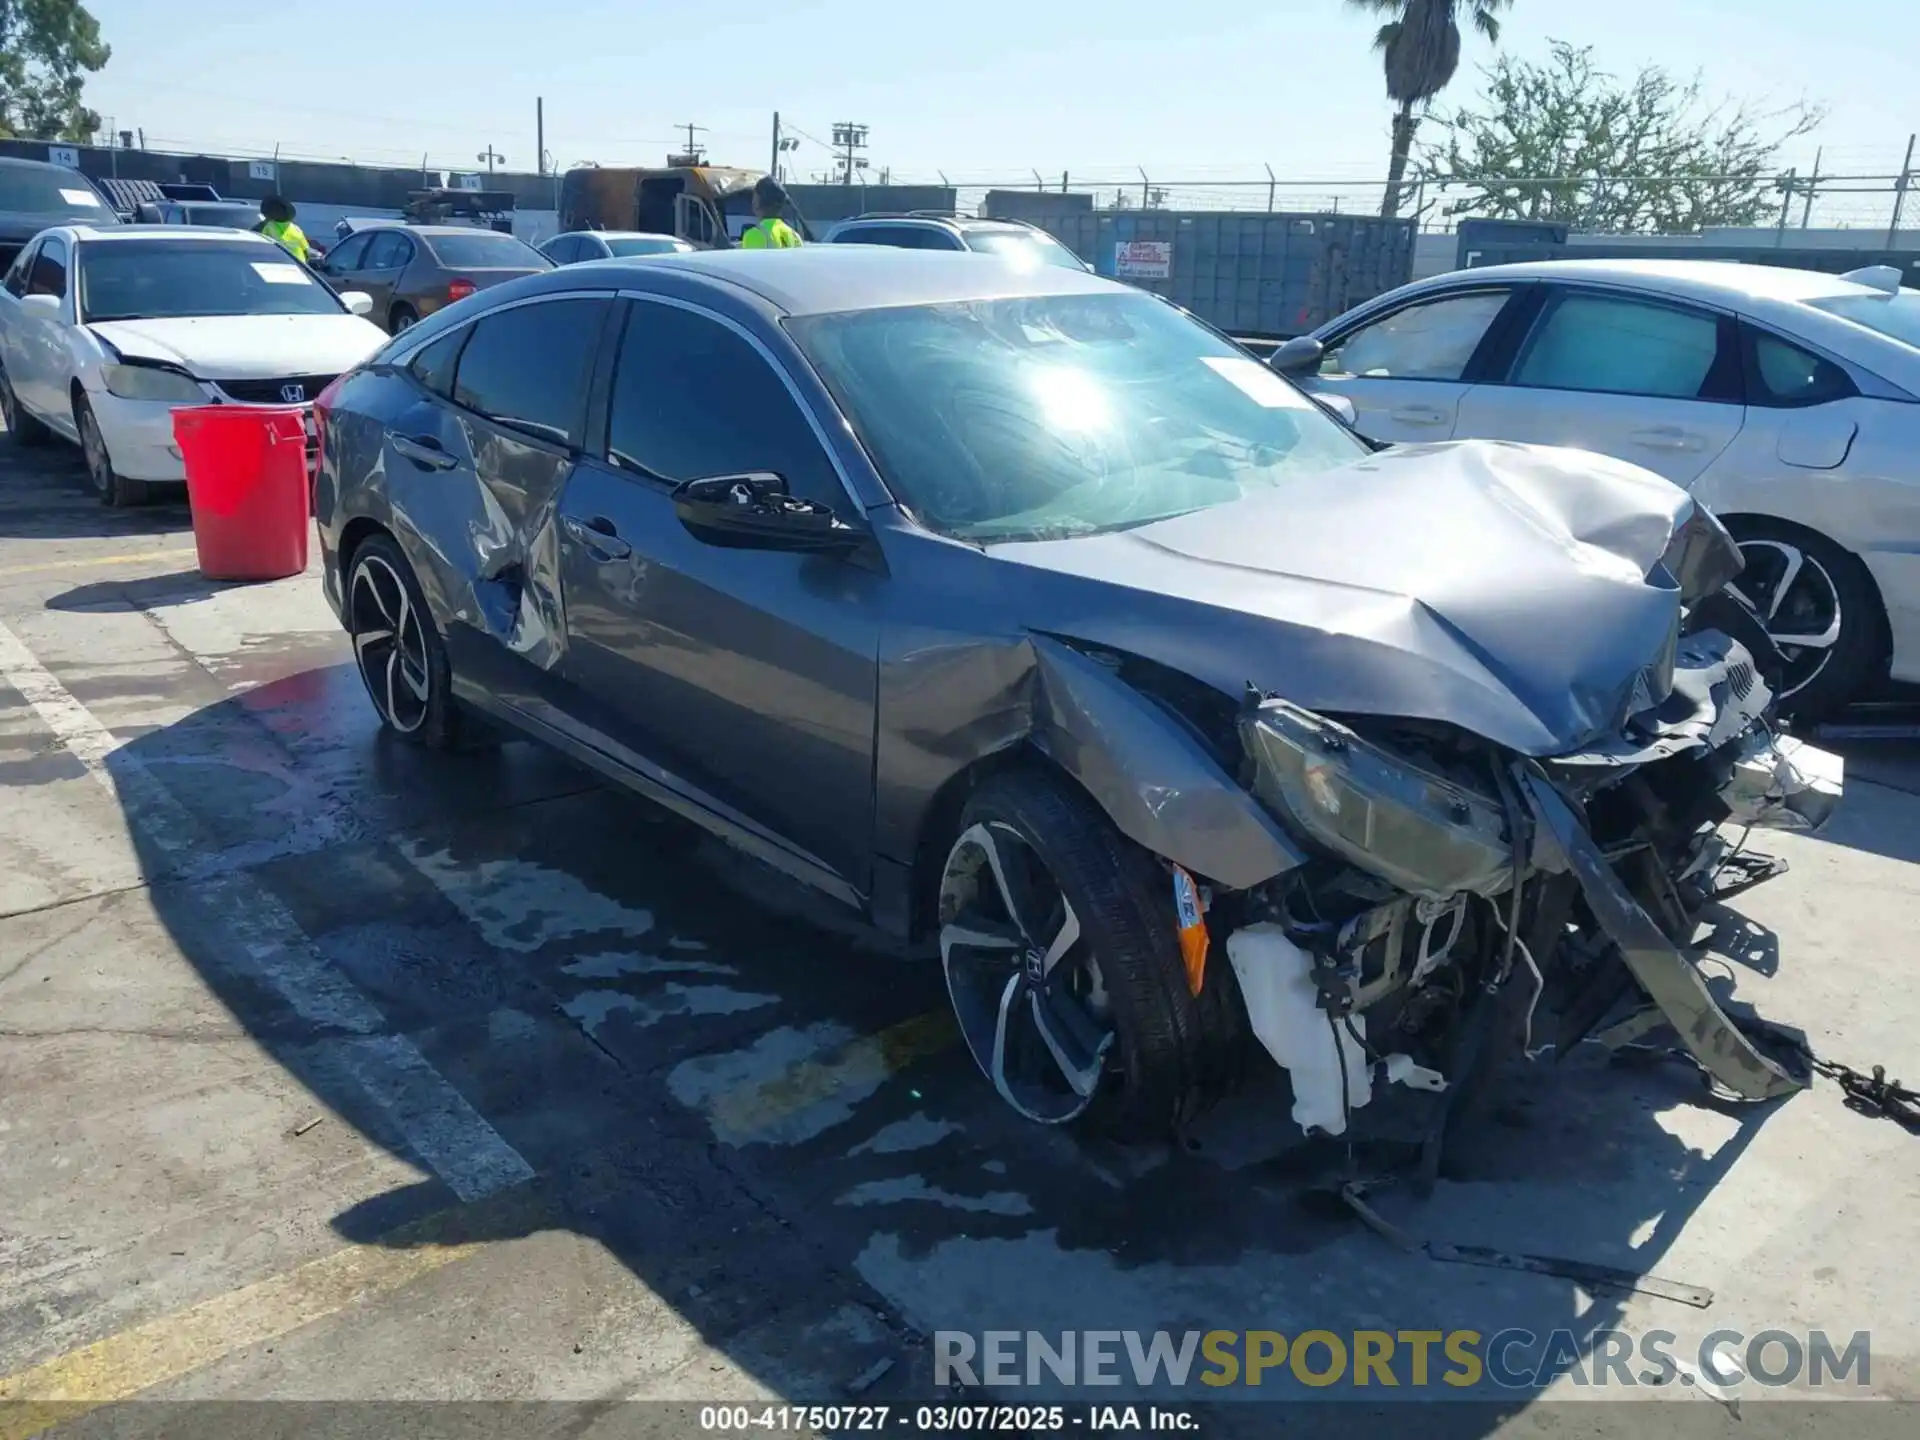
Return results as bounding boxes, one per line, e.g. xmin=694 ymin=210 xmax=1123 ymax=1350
xmin=1801 ymin=147 xmax=1822 ymax=228
xmin=675 ymin=122 xmax=708 ymax=164
xmin=536 ymin=98 xmax=545 ymax=176
xmin=1889 ymin=133 xmax=1917 ymax=247
xmin=477 ymin=145 xmax=504 ymax=176
xmin=832 ymin=123 xmax=869 ymax=186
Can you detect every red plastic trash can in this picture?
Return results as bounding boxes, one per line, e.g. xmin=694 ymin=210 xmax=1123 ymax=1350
xmin=172 ymin=405 xmax=312 ymax=582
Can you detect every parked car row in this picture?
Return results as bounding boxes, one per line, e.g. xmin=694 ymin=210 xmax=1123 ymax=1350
xmin=1 ymin=151 xmax=1915 ymax=725
xmin=0 ymin=221 xmax=387 ymax=504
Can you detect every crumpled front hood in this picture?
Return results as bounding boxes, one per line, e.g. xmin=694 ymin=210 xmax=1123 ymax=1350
xmin=86 ymin=314 xmax=387 ymax=379
xmin=993 ymin=439 xmax=1702 ymax=756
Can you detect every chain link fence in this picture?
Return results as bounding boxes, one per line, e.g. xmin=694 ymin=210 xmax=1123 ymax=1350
xmin=894 ymin=149 xmax=1918 ymax=241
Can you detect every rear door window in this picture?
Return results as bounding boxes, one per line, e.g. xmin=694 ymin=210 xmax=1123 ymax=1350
xmin=542 ymin=235 xmax=581 ymax=265
xmin=407 ymin=327 xmax=468 ymax=399
xmin=1512 ymin=291 xmax=1732 ymax=400
xmin=1744 ymin=328 xmax=1857 ymax=407
xmin=451 ymin=298 xmax=609 ymax=447
xmin=4 ymin=241 xmax=39 ymax=297
xmin=363 ymin=231 xmax=412 ymax=270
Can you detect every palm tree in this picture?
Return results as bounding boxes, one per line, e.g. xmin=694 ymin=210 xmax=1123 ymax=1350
xmin=1350 ymin=0 xmax=1511 ymax=217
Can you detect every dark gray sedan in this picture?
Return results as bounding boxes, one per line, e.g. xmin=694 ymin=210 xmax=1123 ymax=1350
xmin=313 ymin=248 xmax=1839 ymax=1151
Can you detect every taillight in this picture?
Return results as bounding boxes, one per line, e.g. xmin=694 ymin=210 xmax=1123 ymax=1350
xmin=447 ymin=278 xmax=476 ymax=303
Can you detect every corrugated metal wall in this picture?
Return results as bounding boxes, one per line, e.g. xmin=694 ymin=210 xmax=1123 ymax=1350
xmin=1030 ymin=208 xmax=1417 ymax=337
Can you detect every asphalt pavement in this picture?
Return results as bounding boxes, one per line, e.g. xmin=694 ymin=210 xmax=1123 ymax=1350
xmin=3 ymin=442 xmax=1919 ymax=1440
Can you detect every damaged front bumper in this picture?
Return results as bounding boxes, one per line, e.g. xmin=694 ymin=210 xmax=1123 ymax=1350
xmin=1232 ymin=630 xmax=1846 ymax=1125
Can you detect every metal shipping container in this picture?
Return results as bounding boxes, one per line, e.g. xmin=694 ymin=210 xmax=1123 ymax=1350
xmin=1029 ymin=209 xmax=1417 ymax=338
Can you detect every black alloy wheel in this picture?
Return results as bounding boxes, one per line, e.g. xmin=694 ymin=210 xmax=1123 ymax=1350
xmin=937 ymin=769 xmax=1244 ymax=1138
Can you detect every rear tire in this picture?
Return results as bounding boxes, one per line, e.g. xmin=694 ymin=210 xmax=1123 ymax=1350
xmin=937 ymin=767 xmax=1244 ymax=1139
xmin=1 ymin=365 xmax=51 ymax=447
xmin=388 ymin=304 xmax=418 ymax=335
xmin=1724 ymin=518 xmax=1885 ymax=720
xmin=76 ymin=395 xmax=148 ymax=507
xmin=344 ymin=532 xmax=464 ymax=750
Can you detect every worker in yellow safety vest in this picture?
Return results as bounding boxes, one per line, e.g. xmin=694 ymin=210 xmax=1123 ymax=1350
xmin=739 ymin=177 xmax=802 ymax=249
xmin=255 ymin=195 xmax=312 ymax=263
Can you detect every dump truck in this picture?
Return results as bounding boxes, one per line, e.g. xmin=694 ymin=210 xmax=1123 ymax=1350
xmin=558 ymin=163 xmax=814 ymax=249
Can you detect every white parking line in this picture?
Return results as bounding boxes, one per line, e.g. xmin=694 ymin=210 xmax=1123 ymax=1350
xmin=0 ymin=617 xmax=533 ymax=1203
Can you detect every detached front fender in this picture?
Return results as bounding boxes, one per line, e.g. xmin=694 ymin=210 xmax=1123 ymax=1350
xmin=1028 ymin=635 xmax=1307 ymax=889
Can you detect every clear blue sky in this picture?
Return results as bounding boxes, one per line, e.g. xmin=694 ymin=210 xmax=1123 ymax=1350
xmin=83 ymin=0 xmax=1913 ymax=192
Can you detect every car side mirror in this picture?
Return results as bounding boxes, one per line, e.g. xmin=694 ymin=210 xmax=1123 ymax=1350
xmin=671 ymin=472 xmax=864 ymax=554
xmin=1268 ymin=335 xmax=1324 ymax=375
xmin=1311 ymin=392 xmax=1358 ymax=428
xmin=340 ymin=290 xmax=374 ymax=317
xmin=20 ymin=293 xmax=61 ymax=315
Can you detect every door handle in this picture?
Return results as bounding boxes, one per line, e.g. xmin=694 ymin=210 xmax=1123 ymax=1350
xmin=1629 ymin=426 xmax=1705 ymax=452
xmin=1388 ymin=404 xmax=1449 ymax=424
xmin=562 ymin=513 xmax=632 ymax=560
xmin=392 ymin=433 xmax=458 ymax=470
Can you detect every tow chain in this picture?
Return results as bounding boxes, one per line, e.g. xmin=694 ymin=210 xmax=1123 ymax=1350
xmin=1619 ymin=1016 xmax=1920 ymax=1133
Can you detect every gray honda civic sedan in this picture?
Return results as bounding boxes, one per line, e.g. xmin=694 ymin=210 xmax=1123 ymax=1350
xmin=314 ymin=248 xmax=1840 ymax=1152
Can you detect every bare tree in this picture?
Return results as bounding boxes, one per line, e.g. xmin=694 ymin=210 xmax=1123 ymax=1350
xmin=1349 ymin=0 xmax=1512 ymax=218
xmin=1425 ymin=41 xmax=1824 ymax=232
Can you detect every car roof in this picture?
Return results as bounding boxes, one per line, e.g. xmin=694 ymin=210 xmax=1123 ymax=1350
xmin=1420 ymin=257 xmax=1879 ymax=305
xmin=68 ymin=224 xmax=275 ymax=243
xmin=561 ymin=230 xmax=689 ymax=241
xmin=0 ymin=156 xmax=83 ymax=173
xmin=613 ymin=245 xmax=1118 ymax=316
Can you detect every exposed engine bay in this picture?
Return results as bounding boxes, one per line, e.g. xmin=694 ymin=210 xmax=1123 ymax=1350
xmin=1211 ymin=555 xmax=1845 ymax=1155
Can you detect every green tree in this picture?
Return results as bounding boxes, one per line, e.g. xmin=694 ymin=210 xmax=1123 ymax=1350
xmin=1349 ymin=0 xmax=1512 ymax=218
xmin=1424 ymin=41 xmax=1823 ymax=232
xmin=0 ymin=0 xmax=111 ymax=142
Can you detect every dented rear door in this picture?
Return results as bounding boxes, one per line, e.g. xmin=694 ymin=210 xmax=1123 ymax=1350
xmin=381 ymin=295 xmax=616 ymax=722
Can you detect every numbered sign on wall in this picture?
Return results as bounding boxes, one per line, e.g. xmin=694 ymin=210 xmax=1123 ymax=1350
xmin=47 ymin=145 xmax=80 ymax=169
xmin=249 ymin=160 xmax=278 ymax=181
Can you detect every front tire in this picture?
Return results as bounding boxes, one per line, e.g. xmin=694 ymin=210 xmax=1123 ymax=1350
xmin=1 ymin=365 xmax=51 ymax=446
xmin=345 ymin=533 xmax=463 ymax=749
xmin=1724 ymin=518 xmax=1885 ymax=719
xmin=388 ymin=304 xmax=418 ymax=335
xmin=76 ymin=395 xmax=148 ymax=507
xmin=937 ymin=768 xmax=1243 ymax=1139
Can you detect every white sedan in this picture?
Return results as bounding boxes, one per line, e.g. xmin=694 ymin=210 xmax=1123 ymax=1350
xmin=0 ymin=224 xmax=386 ymax=506
xmin=1274 ymin=258 xmax=1920 ymax=716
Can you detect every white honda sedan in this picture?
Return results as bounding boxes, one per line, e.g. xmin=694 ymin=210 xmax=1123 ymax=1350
xmin=1274 ymin=259 xmax=1920 ymax=716
xmin=0 ymin=225 xmax=386 ymax=506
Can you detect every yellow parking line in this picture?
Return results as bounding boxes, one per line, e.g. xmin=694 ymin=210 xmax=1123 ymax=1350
xmin=709 ymin=1009 xmax=958 ymax=1144
xmin=0 ymin=548 xmax=198 ymax=580
xmin=0 ymin=1183 xmax=543 ymax=1435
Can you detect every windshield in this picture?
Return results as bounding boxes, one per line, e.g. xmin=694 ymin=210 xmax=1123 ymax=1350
xmin=1807 ymin=289 xmax=1920 ymax=350
xmin=605 ymin=235 xmax=691 ymax=257
xmin=965 ymin=230 xmax=1087 ymax=271
xmin=423 ymin=231 xmax=549 ymax=268
xmin=77 ymin=241 xmax=345 ymax=322
xmin=791 ymin=290 xmax=1366 ymax=543
xmin=0 ymin=167 xmax=110 ymax=220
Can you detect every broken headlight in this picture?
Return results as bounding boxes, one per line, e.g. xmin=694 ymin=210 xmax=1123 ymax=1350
xmin=1239 ymin=699 xmax=1513 ymax=899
